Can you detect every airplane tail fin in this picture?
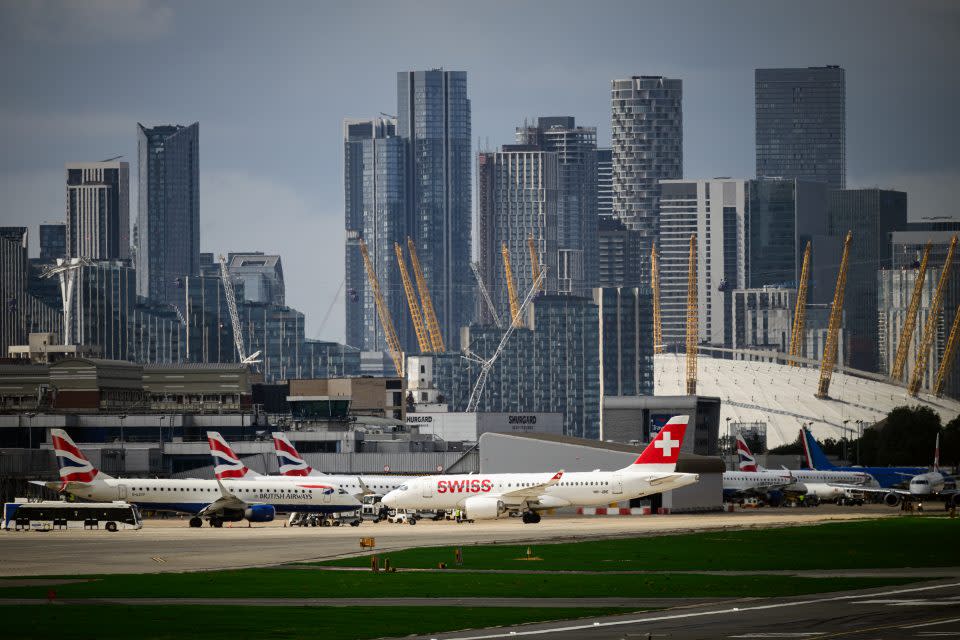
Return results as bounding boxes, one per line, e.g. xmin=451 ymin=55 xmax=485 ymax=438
xmin=621 ymin=415 xmax=688 ymax=473
xmin=271 ymin=432 xmax=317 ymax=476
xmin=735 ymin=432 xmax=759 ymax=472
xmin=800 ymin=427 xmax=835 ymax=470
xmin=50 ymin=429 xmax=113 ymax=486
xmin=934 ymin=433 xmax=940 ymax=473
xmin=206 ymin=431 xmax=256 ymax=480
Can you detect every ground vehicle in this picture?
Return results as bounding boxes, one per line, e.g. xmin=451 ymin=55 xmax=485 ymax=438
xmin=3 ymin=501 xmax=142 ymax=532
xmin=387 ymin=509 xmax=417 ymax=525
xmin=360 ymin=494 xmax=389 ymax=522
xmin=288 ymin=511 xmax=362 ymax=527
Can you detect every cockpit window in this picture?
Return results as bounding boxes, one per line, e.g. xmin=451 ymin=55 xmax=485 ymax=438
xmin=398 ymin=485 xmax=408 ymax=491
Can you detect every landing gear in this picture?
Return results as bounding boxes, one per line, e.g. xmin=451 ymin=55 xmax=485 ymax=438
xmin=209 ymin=516 xmax=223 ymax=528
xmin=189 ymin=517 xmax=203 ymax=528
xmin=521 ymin=511 xmax=541 ymax=524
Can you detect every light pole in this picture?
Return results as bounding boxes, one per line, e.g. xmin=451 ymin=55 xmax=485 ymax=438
xmin=25 ymin=412 xmax=36 ymax=449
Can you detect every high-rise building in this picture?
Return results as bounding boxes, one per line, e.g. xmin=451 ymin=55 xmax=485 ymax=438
xmin=39 ymin=223 xmax=66 ymax=260
xmin=594 ymin=286 xmax=655 ymax=400
xmin=227 ymin=253 xmax=285 ymax=306
xmin=342 ymin=117 xmax=410 ymax=354
xmin=729 ymin=287 xmax=840 ymax=362
xmin=755 ymin=66 xmax=846 ymax=189
xmin=658 ymin=179 xmax=747 ymax=347
xmin=1 ymin=227 xmax=62 ymax=354
xmin=477 ymin=146 xmax=558 ymax=321
xmin=66 ymin=160 xmax=130 ymax=261
xmin=597 ymin=217 xmax=643 ymax=288
xmin=239 ymin=302 xmax=306 ymax=383
xmin=516 ymin=117 xmax=598 ymax=291
xmin=596 ymin=148 xmax=613 ymax=219
xmin=829 ymin=189 xmax=908 ymax=372
xmin=397 ymin=70 xmax=472 ymax=346
xmin=611 ymin=76 xmax=683 ymax=253
xmin=136 ymin=122 xmax=200 ymax=305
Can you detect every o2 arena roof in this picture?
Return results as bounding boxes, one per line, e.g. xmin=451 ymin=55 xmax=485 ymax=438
xmin=654 ymin=353 xmax=960 ymax=448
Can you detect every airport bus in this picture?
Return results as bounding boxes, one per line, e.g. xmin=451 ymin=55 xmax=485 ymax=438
xmin=3 ymin=501 xmax=142 ymax=532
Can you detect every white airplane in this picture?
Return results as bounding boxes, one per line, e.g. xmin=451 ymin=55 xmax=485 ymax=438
xmin=847 ymin=434 xmax=957 ymax=509
xmin=37 ymin=429 xmax=361 ymax=528
xmin=381 ymin=415 xmax=699 ymax=524
xmin=733 ymin=432 xmax=875 ymax=502
xmin=722 ymin=434 xmax=795 ymax=501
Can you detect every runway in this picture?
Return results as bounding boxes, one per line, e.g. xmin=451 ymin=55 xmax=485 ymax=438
xmin=412 ymin=579 xmax=960 ymax=640
xmin=0 ymin=507 xmax=890 ymax=576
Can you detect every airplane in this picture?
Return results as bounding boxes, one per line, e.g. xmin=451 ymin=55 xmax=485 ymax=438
xmin=838 ymin=434 xmax=958 ymax=509
xmin=381 ymin=415 xmax=700 ymax=524
xmin=722 ymin=433 xmax=796 ymax=502
xmin=731 ymin=432 xmax=875 ymax=503
xmin=801 ymin=427 xmax=927 ymax=489
xmin=36 ymin=429 xmax=361 ymax=528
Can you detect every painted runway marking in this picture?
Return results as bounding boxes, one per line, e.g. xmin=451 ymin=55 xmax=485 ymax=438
xmin=904 ymin=617 xmax=960 ymax=629
xmin=856 ymin=598 xmax=960 ymax=607
xmin=729 ymin=634 xmax=826 ymax=638
xmin=441 ymin=582 xmax=960 ymax=639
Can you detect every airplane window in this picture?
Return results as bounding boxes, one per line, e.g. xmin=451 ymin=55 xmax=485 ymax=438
xmin=399 ymin=485 xmax=408 ymax=491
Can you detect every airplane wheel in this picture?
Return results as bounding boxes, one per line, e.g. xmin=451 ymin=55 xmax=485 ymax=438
xmin=189 ymin=517 xmax=202 ymax=528
xmin=210 ymin=517 xmax=223 ymax=528
xmin=522 ymin=512 xmax=540 ymax=524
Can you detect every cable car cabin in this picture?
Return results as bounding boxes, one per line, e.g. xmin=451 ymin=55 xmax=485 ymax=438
xmin=3 ymin=501 xmax=142 ymax=532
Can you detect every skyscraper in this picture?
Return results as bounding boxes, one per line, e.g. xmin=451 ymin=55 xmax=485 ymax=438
xmin=610 ymin=76 xmax=683 ymax=252
xmin=66 ymin=160 xmax=129 ymax=261
xmin=397 ymin=70 xmax=472 ymax=346
xmin=342 ymin=117 xmax=411 ymax=354
xmin=136 ymin=122 xmax=200 ymax=305
xmin=516 ymin=117 xmax=598 ymax=292
xmin=39 ymin=223 xmax=66 ymax=260
xmin=477 ymin=145 xmax=559 ymax=321
xmin=597 ymin=217 xmax=643 ymax=288
xmin=755 ymin=66 xmax=846 ymax=189
xmin=596 ymin=148 xmax=613 ymax=219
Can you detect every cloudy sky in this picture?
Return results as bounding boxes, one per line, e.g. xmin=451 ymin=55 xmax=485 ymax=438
xmin=1 ymin=0 xmax=957 ymax=341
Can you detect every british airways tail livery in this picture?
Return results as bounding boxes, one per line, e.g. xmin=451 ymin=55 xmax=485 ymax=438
xmin=381 ymin=415 xmax=699 ymax=524
xmin=207 ymin=431 xmax=259 ymax=480
xmin=736 ymin=433 xmax=758 ymax=472
xmin=272 ymin=432 xmax=318 ymax=477
xmin=52 ymin=429 xmax=109 ymax=486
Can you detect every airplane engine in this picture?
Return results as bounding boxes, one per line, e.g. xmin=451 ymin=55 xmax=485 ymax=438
xmin=463 ymin=496 xmax=506 ymax=520
xmin=883 ymin=492 xmax=902 ymax=507
xmin=244 ymin=504 xmax=276 ymax=522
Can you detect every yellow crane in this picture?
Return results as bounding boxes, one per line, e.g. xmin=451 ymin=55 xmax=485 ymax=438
xmin=934 ymin=305 xmax=960 ymax=397
xmin=788 ymin=241 xmax=811 ymax=366
xmin=407 ymin=237 xmax=445 ymax=353
xmin=685 ymin=235 xmax=698 ymax=396
xmin=816 ymin=231 xmax=852 ymax=399
xmin=909 ymin=234 xmax=958 ymax=396
xmin=502 ymin=242 xmax=523 ymax=327
xmin=891 ymin=242 xmax=931 ymax=381
xmin=651 ymin=245 xmax=662 ymax=355
xmin=394 ymin=242 xmax=431 ymax=353
xmin=358 ymin=238 xmax=404 ymax=377
xmin=527 ymin=235 xmax=542 ymax=291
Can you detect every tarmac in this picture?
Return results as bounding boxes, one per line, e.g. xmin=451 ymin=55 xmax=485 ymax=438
xmin=0 ymin=505 xmax=896 ymax=576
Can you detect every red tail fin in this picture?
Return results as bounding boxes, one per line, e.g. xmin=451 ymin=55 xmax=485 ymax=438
xmin=624 ymin=415 xmax=688 ymax=472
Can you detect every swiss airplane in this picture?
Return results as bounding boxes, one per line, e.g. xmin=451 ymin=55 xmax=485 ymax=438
xmin=381 ymin=415 xmax=699 ymax=523
xmin=37 ymin=429 xmax=361 ymax=528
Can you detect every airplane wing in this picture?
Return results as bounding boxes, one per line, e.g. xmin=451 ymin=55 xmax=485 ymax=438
xmin=499 ymin=471 xmax=564 ymax=499
xmin=197 ymin=477 xmax=251 ymax=516
xmin=831 ymin=484 xmax=909 ymax=496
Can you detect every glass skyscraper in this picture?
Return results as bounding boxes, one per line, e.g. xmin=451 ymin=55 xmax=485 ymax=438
xmin=397 ymin=70 xmax=472 ymax=347
xmin=66 ymin=160 xmax=129 ymax=261
xmin=136 ymin=122 xmax=200 ymax=305
xmin=594 ymin=286 xmax=654 ymax=399
xmin=755 ymin=66 xmax=846 ymax=189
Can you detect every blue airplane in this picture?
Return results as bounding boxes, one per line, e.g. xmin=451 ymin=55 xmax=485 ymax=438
xmin=801 ymin=427 xmax=927 ymax=488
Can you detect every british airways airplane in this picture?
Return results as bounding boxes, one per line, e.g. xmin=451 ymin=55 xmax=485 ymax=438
xmin=381 ymin=415 xmax=699 ymax=524
xmin=36 ymin=429 xmax=361 ymax=528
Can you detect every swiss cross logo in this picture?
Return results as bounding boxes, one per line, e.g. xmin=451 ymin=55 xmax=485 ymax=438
xmin=655 ymin=433 xmax=680 ymax=457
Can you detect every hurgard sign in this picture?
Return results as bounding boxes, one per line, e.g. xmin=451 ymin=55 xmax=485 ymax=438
xmin=506 ymin=415 xmax=537 ymax=431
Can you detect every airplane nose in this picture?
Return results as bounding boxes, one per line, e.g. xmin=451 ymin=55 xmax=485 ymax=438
xmin=381 ymin=492 xmax=397 ymax=508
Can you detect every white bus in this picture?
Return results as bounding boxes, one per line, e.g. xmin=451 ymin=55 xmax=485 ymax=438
xmin=3 ymin=501 xmax=142 ymax=532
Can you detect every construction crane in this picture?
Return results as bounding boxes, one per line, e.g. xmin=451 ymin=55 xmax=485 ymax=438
xmin=394 ymin=242 xmax=431 ymax=353
xmin=651 ymin=245 xmax=662 ymax=354
xmin=39 ymin=257 xmax=92 ymax=345
xmin=502 ymin=243 xmax=523 ymax=327
xmin=407 ymin=238 xmax=445 ymax=353
xmin=527 ymin=236 xmax=543 ymax=291
xmin=908 ymin=234 xmax=958 ymax=396
xmin=466 ymin=268 xmax=547 ymax=412
xmin=471 ymin=261 xmax=503 ymax=329
xmin=685 ymin=235 xmax=698 ymax=395
xmin=890 ymin=241 xmax=931 ymax=381
xmin=788 ymin=241 xmax=812 ymax=366
xmin=934 ymin=305 xmax=960 ymax=397
xmin=218 ymin=254 xmax=261 ymax=365
xmin=816 ymin=231 xmax=853 ymax=399
xmin=358 ymin=239 xmax=404 ymax=376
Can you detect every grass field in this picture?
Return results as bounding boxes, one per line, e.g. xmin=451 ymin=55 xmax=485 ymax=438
xmin=315 ymin=517 xmax=958 ymax=572
xmin=1 ymin=570 xmax=917 ymax=600
xmin=0 ymin=605 xmax=631 ymax=640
